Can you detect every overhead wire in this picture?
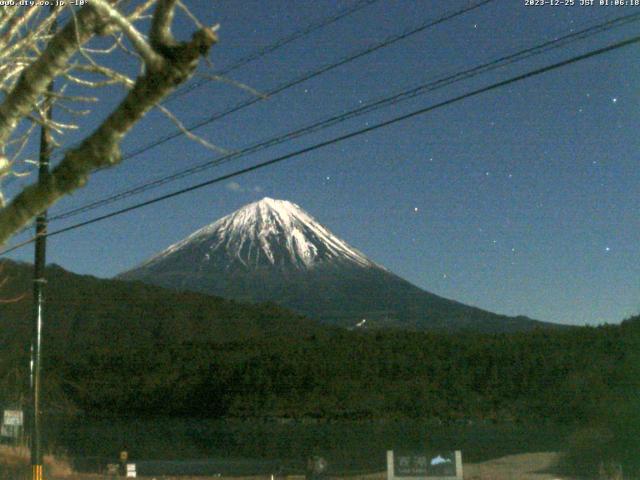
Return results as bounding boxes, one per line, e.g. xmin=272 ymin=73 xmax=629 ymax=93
xmin=87 ymin=0 xmax=497 ymax=164
xmin=36 ymin=0 xmax=492 ymax=174
xmin=2 ymin=31 xmax=638 ymax=256
xmin=0 ymin=0 xmax=380 ymax=189
xmin=165 ymin=0 xmax=382 ymax=101
xmin=49 ymin=10 xmax=640 ymax=222
xmin=2 ymin=0 xmax=499 ymax=247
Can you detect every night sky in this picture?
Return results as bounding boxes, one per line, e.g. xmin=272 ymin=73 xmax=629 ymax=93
xmin=3 ymin=0 xmax=639 ymax=326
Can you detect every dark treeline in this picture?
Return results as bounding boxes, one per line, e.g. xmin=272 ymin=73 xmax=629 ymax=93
xmin=45 ymin=318 xmax=638 ymax=425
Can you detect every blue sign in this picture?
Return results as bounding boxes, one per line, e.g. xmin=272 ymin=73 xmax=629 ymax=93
xmin=387 ymin=450 xmax=462 ymax=480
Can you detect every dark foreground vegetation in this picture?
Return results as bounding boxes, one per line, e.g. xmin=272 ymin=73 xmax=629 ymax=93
xmin=0 ymin=261 xmax=638 ymax=477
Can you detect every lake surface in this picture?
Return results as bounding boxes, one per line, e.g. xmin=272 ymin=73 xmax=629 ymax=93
xmin=44 ymin=417 xmax=570 ymax=475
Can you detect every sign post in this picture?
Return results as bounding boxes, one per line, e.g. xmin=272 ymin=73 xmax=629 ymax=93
xmin=126 ymin=463 xmax=137 ymax=478
xmin=1 ymin=410 xmax=24 ymax=442
xmin=387 ymin=450 xmax=462 ymax=480
xmin=3 ymin=409 xmax=24 ymax=427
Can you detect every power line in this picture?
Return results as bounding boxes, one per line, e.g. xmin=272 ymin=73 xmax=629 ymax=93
xmin=1 ymin=0 xmax=379 ymax=190
xmin=49 ymin=11 xmax=640 ymax=222
xmin=96 ymin=0 xmax=497 ymax=163
xmin=2 ymin=32 xmax=637 ymax=256
xmin=48 ymin=0 xmax=497 ymax=220
xmin=166 ymin=0 xmax=381 ymax=101
xmin=40 ymin=0 xmax=492 ymax=172
xmin=2 ymin=0 xmax=496 ymax=236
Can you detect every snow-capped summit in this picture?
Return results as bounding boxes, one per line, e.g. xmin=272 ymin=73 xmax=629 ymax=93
xmin=139 ymin=197 xmax=375 ymax=271
xmin=120 ymin=198 xmax=552 ymax=333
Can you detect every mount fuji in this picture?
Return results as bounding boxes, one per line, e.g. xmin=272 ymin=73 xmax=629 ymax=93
xmin=119 ymin=198 xmax=554 ymax=332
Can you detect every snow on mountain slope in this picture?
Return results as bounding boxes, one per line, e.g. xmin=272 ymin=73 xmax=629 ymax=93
xmin=140 ymin=197 xmax=378 ymax=271
xmin=120 ymin=198 xmax=555 ymax=333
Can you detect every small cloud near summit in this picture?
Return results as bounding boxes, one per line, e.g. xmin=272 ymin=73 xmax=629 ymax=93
xmin=226 ymin=181 xmax=242 ymax=192
xmin=226 ymin=181 xmax=263 ymax=193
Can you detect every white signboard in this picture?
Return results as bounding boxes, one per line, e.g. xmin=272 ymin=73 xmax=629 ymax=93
xmin=126 ymin=463 xmax=137 ymax=478
xmin=3 ymin=410 xmax=23 ymax=426
xmin=387 ymin=450 xmax=463 ymax=480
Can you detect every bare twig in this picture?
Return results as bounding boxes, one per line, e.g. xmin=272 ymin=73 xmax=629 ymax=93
xmin=156 ymin=103 xmax=229 ymax=154
xmin=198 ymin=73 xmax=268 ymax=99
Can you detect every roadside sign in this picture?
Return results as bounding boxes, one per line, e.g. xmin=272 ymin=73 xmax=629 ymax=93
xmin=0 ymin=424 xmax=20 ymax=438
xmin=126 ymin=463 xmax=137 ymax=478
xmin=106 ymin=464 xmax=119 ymax=475
xmin=387 ymin=450 xmax=463 ymax=480
xmin=3 ymin=410 xmax=23 ymax=426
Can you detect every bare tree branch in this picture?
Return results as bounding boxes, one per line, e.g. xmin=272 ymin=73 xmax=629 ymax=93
xmin=91 ymin=0 xmax=164 ymax=69
xmin=0 ymin=5 xmax=104 ymax=146
xmin=128 ymin=0 xmax=158 ymax=22
xmin=0 ymin=2 xmax=218 ymax=245
xmin=150 ymin=0 xmax=178 ymax=51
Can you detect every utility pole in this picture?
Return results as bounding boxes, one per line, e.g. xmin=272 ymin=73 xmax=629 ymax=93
xmin=31 ymin=10 xmax=56 ymax=480
xmin=31 ymin=95 xmax=52 ymax=480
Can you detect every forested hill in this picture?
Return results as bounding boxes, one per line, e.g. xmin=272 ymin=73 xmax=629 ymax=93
xmin=0 ymin=259 xmax=637 ymax=431
xmin=53 ymin=316 xmax=633 ymax=422
xmin=0 ymin=259 xmax=326 ymax=353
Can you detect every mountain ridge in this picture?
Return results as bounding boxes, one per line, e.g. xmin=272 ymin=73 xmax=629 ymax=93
xmin=138 ymin=197 xmax=379 ymax=272
xmin=0 ymin=259 xmax=326 ymax=348
xmin=120 ymin=198 xmax=560 ymax=333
